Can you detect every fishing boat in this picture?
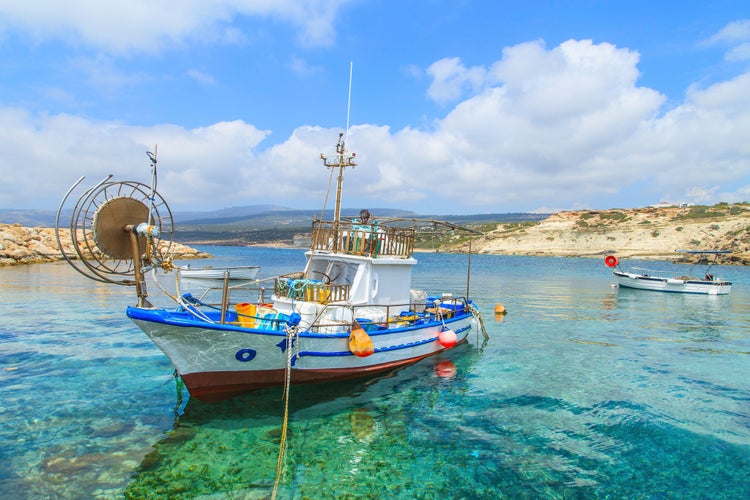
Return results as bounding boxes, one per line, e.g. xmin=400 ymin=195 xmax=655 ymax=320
xmin=604 ymin=251 xmax=732 ymax=295
xmin=179 ymin=264 xmax=260 ymax=281
xmin=55 ymin=136 xmax=487 ymax=402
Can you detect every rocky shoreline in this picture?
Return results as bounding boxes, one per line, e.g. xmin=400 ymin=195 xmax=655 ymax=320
xmin=0 ymin=223 xmax=209 ymax=266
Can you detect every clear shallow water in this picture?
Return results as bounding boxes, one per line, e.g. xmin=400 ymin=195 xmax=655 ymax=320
xmin=2 ymin=247 xmax=750 ymax=498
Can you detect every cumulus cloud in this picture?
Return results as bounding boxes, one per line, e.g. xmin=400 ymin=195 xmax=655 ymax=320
xmin=426 ymin=57 xmax=488 ymax=104
xmin=413 ymin=38 xmax=750 ymax=211
xmin=2 ymin=34 xmax=750 ymax=214
xmin=0 ymin=109 xmax=271 ymax=211
xmin=0 ymin=0 xmax=351 ymax=53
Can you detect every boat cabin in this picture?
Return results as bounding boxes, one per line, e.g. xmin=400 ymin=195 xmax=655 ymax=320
xmin=271 ymin=218 xmax=421 ymax=330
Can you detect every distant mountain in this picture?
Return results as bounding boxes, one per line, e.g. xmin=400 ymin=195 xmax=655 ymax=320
xmin=175 ymin=206 xmax=418 ymax=226
xmin=173 ymin=204 xmax=292 ymax=224
xmin=1 ymin=205 xmax=550 ymax=238
xmin=0 ymin=209 xmax=62 ymax=227
xmin=170 ymin=207 xmax=550 ymax=245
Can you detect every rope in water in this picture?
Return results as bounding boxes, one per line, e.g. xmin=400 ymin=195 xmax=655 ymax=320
xmin=271 ymin=323 xmax=298 ymax=499
xmin=470 ymin=303 xmax=489 ymax=340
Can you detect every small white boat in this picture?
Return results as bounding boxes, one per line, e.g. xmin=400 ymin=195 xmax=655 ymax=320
xmin=56 ymin=134 xmax=488 ymax=402
xmin=179 ymin=265 xmax=260 ymax=281
xmin=605 ymin=252 xmax=732 ymax=295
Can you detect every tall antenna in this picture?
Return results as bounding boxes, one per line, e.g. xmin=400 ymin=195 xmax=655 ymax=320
xmin=319 ymin=62 xmax=356 ymax=249
xmin=345 ymin=61 xmax=353 ymax=146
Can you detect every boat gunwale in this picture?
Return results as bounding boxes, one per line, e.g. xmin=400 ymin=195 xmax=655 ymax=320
xmin=126 ymin=304 xmax=474 ymax=338
xmin=613 ymin=269 xmax=732 ymax=286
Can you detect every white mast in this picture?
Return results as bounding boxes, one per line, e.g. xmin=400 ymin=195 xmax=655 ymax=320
xmin=320 ymin=63 xmax=357 ymax=253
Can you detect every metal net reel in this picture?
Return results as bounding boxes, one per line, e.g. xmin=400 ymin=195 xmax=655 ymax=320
xmin=56 ymin=164 xmax=174 ymax=290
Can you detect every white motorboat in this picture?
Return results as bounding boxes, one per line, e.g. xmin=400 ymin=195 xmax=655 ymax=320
xmin=605 ymin=252 xmax=732 ymax=295
xmin=179 ymin=265 xmax=260 ymax=281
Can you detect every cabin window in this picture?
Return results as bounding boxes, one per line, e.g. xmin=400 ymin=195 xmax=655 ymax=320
xmin=325 ymin=261 xmax=358 ymax=285
xmin=308 ymin=260 xmax=358 ymax=285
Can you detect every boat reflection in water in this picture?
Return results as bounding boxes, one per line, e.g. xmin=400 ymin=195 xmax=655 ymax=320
xmin=124 ymin=348 xmax=476 ymax=499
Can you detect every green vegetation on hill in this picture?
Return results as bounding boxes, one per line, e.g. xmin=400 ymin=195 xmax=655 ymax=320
xmin=174 ymin=227 xmax=303 ymax=246
xmin=174 ymin=211 xmax=547 ymax=246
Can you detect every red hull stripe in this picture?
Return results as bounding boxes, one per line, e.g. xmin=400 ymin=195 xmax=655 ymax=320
xmin=182 ymin=352 xmax=441 ymax=402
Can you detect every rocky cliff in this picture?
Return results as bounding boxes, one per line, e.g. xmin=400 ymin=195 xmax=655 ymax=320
xmin=469 ymin=204 xmax=750 ymax=265
xmin=0 ymin=223 xmax=209 ymax=266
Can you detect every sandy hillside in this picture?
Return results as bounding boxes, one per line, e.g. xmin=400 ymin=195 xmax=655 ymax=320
xmin=469 ymin=204 xmax=750 ymax=265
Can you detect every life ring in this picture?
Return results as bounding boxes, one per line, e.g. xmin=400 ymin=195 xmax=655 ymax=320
xmin=604 ymin=255 xmax=619 ymax=268
xmin=235 ymin=348 xmax=257 ymax=362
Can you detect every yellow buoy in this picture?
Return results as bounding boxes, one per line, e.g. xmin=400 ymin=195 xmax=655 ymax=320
xmin=494 ymin=304 xmax=507 ymax=315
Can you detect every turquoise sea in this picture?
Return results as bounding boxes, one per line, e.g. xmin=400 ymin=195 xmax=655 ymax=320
xmin=2 ymin=246 xmax=750 ymax=499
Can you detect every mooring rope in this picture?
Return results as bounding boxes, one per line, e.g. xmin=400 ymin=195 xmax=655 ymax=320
xmin=470 ymin=303 xmax=489 ymax=340
xmin=272 ymin=323 xmax=298 ymax=499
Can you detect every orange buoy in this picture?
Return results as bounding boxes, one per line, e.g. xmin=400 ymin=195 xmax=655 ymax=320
xmin=348 ymin=320 xmax=374 ymax=357
xmin=494 ymin=304 xmax=507 ymax=315
xmin=604 ymin=255 xmax=619 ymax=267
xmin=438 ymin=328 xmax=458 ymax=348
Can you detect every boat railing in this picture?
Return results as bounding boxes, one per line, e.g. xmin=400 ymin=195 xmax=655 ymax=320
xmin=181 ymin=282 xmax=471 ymax=330
xmin=299 ymin=296 xmax=472 ymax=334
xmin=273 ymin=276 xmax=351 ymax=303
xmin=628 ymin=266 xmax=669 ymax=276
xmin=175 ymin=268 xmax=471 ymax=328
xmin=627 ymin=266 xmax=705 ymax=280
xmin=188 ymin=282 xmax=271 ymax=304
xmin=176 ymin=277 xmax=275 ymax=325
xmin=346 ymin=296 xmax=471 ymax=331
xmin=310 ymin=219 xmax=415 ymax=258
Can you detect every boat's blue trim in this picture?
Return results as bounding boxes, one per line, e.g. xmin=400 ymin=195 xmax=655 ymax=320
xmin=126 ymin=306 xmax=473 ymax=338
xmin=127 ymin=306 xmax=287 ymax=336
xmin=294 ymin=324 xmax=471 ymax=359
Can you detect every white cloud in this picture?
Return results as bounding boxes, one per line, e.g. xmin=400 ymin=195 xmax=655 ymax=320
xmin=0 ymin=0 xmax=352 ymax=53
xmin=707 ymin=19 xmax=750 ymax=44
xmin=409 ymin=39 xmax=750 ymax=210
xmin=0 ymin=110 xmax=271 ymax=211
xmin=2 ymin=37 xmax=750 ymax=214
xmin=726 ymin=42 xmax=750 ymax=62
xmin=426 ymin=57 xmax=487 ymax=104
xmin=705 ymin=18 xmax=750 ymax=62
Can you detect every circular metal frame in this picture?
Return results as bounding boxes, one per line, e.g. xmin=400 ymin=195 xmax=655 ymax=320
xmin=58 ymin=179 xmax=174 ymax=285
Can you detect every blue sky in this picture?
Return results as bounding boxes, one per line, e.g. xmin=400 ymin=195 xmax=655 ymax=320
xmin=1 ymin=1 xmax=749 ymax=215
